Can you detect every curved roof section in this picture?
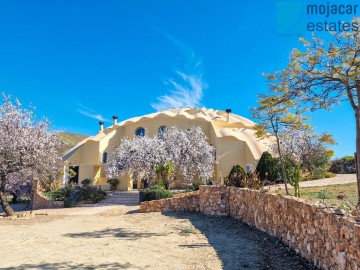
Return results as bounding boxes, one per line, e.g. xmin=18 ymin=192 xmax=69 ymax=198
xmin=62 ymin=107 xmax=268 ymax=161
xmin=115 ymin=107 xmax=256 ymax=128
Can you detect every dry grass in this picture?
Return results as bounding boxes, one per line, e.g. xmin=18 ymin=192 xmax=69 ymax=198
xmin=278 ymin=183 xmax=358 ymax=209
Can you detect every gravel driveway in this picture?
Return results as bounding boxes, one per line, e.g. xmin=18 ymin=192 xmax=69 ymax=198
xmin=0 ymin=205 xmax=316 ymax=270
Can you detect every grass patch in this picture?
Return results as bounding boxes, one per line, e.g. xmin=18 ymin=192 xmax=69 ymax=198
xmin=180 ymin=226 xmax=195 ymax=235
xmin=278 ymin=183 xmax=358 ymax=209
xmin=6 ymin=195 xmax=29 ymax=204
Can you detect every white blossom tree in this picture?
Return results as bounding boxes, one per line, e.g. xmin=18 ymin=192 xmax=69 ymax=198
xmin=161 ymin=127 xmax=215 ymax=182
xmin=0 ymin=94 xmax=61 ymax=216
xmin=106 ymin=126 xmax=214 ymax=187
xmin=277 ymin=128 xmax=336 ymax=179
xmin=106 ymin=136 xmax=167 ymax=183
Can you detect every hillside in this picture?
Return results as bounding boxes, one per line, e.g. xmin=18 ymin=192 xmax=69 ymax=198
xmin=58 ymin=132 xmax=88 ymax=155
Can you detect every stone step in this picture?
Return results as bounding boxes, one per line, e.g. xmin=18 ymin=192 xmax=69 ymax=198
xmin=103 ymin=200 xmax=139 ymax=203
xmin=108 ymin=194 xmax=138 ymax=197
xmin=107 ymin=194 xmax=139 ymax=198
xmin=101 ymin=191 xmax=141 ymax=205
xmin=102 ymin=199 xmax=139 ymax=202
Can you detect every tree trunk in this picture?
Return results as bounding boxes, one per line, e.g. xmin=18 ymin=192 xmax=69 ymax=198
xmin=355 ymin=112 xmax=360 ymax=207
xmin=10 ymin=192 xmax=18 ymax=204
xmin=0 ymin=175 xmax=15 ymax=216
xmin=275 ymin=135 xmax=289 ymax=195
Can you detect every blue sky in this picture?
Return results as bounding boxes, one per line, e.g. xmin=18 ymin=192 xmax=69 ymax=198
xmin=0 ymin=0 xmax=357 ymax=157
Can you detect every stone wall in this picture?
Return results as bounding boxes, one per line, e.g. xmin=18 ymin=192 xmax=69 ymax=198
xmin=140 ymin=191 xmax=200 ymax=213
xmin=140 ymin=185 xmax=360 ymax=270
xmin=229 ymin=187 xmax=360 ymax=270
xmin=199 ymin=186 xmax=230 ymax=216
xmin=31 ymin=180 xmax=63 ymax=210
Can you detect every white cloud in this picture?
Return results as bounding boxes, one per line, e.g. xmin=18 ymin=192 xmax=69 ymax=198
xmin=77 ymin=104 xmax=110 ymax=122
xmin=151 ymin=31 xmax=207 ymax=111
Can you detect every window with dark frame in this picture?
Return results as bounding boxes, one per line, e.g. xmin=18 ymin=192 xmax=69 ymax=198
xmin=158 ymin=125 xmax=167 ymax=137
xmin=135 ymin=127 xmax=146 ymax=137
xmin=102 ymin=152 xmax=108 ymax=163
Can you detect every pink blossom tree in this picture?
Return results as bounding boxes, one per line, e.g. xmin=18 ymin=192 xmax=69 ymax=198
xmin=106 ymin=126 xmax=214 ymax=187
xmin=0 ymin=94 xmax=61 ymax=216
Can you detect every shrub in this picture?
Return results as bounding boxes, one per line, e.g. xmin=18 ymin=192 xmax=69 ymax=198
xmin=45 ymin=185 xmax=75 ymax=201
xmin=256 ymin=152 xmax=279 ymax=182
xmin=81 ymin=179 xmax=91 ymax=185
xmin=329 ymin=156 xmax=356 ymax=174
xmin=184 ymin=180 xmax=208 ymax=192
xmin=81 ymin=187 xmax=106 ymax=203
xmin=64 ymin=187 xmax=106 ymax=208
xmin=285 ymin=164 xmax=301 ymax=198
xmin=107 ymin=178 xmax=120 ymax=186
xmin=324 ymin=171 xmax=336 ymax=178
xmin=64 ymin=188 xmax=83 ymax=208
xmin=224 ymin=165 xmax=247 ymax=187
xmin=309 ymin=165 xmax=332 ymax=180
xmin=141 ymin=185 xmax=173 ymax=202
xmin=244 ymin=172 xmax=262 ymax=190
xmin=180 ymin=226 xmax=195 ymax=234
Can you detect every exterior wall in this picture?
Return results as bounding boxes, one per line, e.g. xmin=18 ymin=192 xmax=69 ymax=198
xmin=68 ymin=141 xmax=100 ymax=165
xmin=78 ymin=165 xmax=95 ymax=184
xmin=140 ymin=186 xmax=360 ymax=270
xmin=66 ymin=146 xmax=82 ymax=164
xmin=119 ymin=174 xmax=131 ymax=191
xmin=102 ymin=118 xmax=216 ymax=189
xmin=31 ymin=180 xmax=63 ymax=210
xmin=216 ymin=137 xmax=247 ymax=177
xmin=64 ymin=111 xmax=268 ymax=190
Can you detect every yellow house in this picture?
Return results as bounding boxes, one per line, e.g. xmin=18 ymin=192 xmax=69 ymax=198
xmin=62 ymin=107 xmax=271 ymax=190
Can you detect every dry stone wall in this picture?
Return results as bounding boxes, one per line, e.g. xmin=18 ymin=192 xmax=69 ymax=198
xmin=229 ymin=187 xmax=360 ymax=270
xmin=140 ymin=185 xmax=360 ymax=270
xmin=199 ymin=186 xmax=230 ymax=216
xmin=140 ymin=191 xmax=200 ymax=213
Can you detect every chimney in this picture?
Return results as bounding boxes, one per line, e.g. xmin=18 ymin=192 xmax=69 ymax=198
xmin=226 ymin=109 xmax=232 ymax=122
xmin=112 ymin=115 xmax=118 ymax=126
xmin=99 ymin=121 xmax=104 ymax=131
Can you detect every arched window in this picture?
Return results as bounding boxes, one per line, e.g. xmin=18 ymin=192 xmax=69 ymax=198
xmin=135 ymin=127 xmax=146 ymax=137
xmin=158 ymin=125 xmax=167 ymax=136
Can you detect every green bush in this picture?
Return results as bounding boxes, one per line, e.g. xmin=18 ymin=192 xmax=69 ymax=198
xmin=64 ymin=187 xmax=107 ymax=208
xmin=141 ymin=185 xmax=173 ymax=202
xmin=224 ymin=165 xmax=247 ymax=187
xmin=184 ymin=180 xmax=208 ymax=192
xmin=81 ymin=179 xmax=91 ymax=185
xmin=324 ymin=172 xmax=336 ymax=178
xmin=256 ymin=152 xmax=279 ymax=182
xmin=64 ymin=188 xmax=82 ymax=208
xmin=45 ymin=185 xmax=75 ymax=201
xmin=81 ymin=187 xmax=107 ymax=203
xmin=311 ymin=166 xmax=331 ymax=180
xmin=107 ymin=178 xmax=120 ymax=186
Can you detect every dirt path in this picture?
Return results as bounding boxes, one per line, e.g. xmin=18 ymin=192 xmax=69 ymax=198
xmin=268 ymin=174 xmax=356 ymax=191
xmin=299 ymin=174 xmax=356 ymax=187
xmin=0 ymin=205 xmax=315 ymax=270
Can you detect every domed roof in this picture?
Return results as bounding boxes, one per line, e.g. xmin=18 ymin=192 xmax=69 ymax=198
xmin=116 ymin=107 xmax=256 ymax=129
xmin=62 ymin=107 xmax=272 ymax=161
